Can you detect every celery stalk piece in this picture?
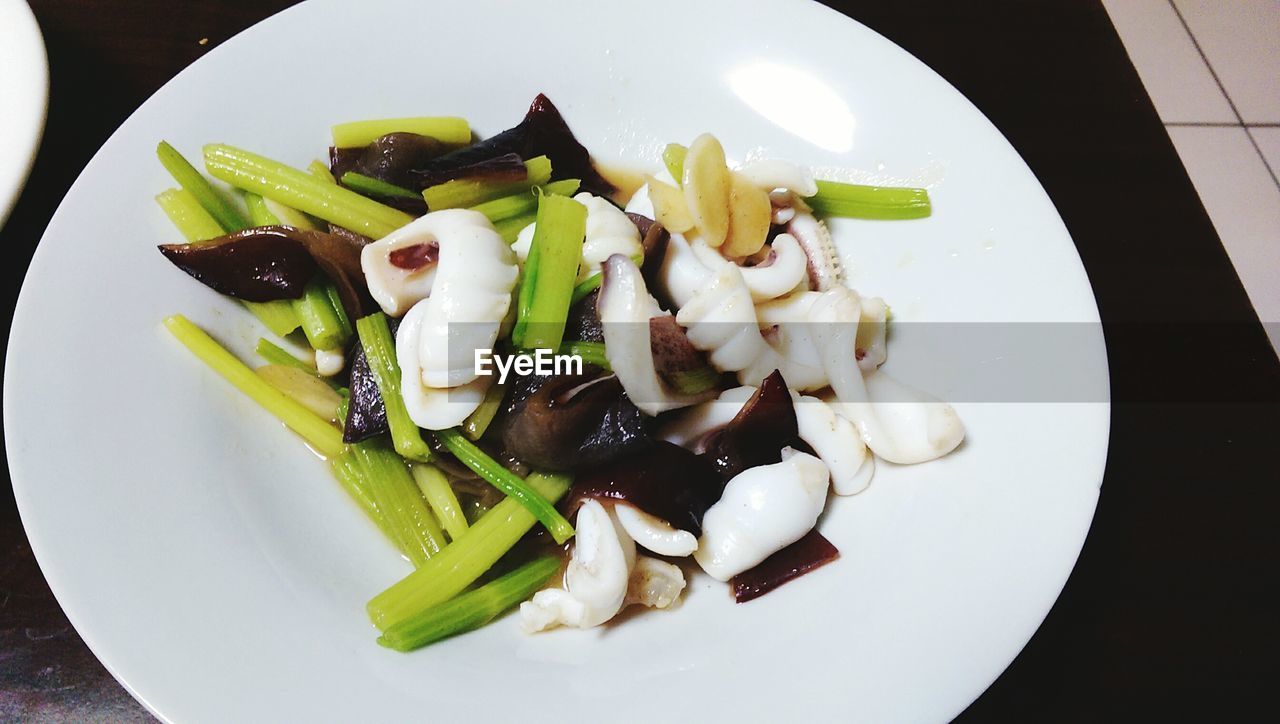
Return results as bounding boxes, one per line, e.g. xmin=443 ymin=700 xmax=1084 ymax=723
xmin=203 ymin=144 xmax=413 ymax=239
xmin=517 ymin=193 xmax=588 ymax=351
xmin=354 ymin=313 xmax=432 ymax=461
xmin=471 ymin=192 xmax=538 ymax=223
xmin=244 ymin=192 xmax=282 ymax=226
xmin=155 ymin=188 xmax=301 ymax=336
xmin=410 ymin=464 xmax=469 ymax=541
xmin=307 ymin=160 xmax=337 ymax=184
xmin=462 ymin=383 xmax=504 ymax=441
xmin=512 ymin=231 xmax=540 ymax=346
xmin=492 ymin=213 xmax=536 ymax=244
xmin=560 ymin=341 xmax=610 ymax=371
xmin=157 ymin=141 xmax=250 ymax=232
xmin=293 ymin=278 xmax=351 ymax=351
xmin=471 ymin=179 xmax=582 ymax=223
xmin=663 ymin=143 xmax=688 ymax=186
xmin=247 ymin=191 xmax=322 ymax=231
xmin=668 ymin=365 xmax=721 ymax=394
xmin=352 ymin=440 xmax=444 ymax=566
xmin=256 ymin=337 xmax=317 ymax=373
xmin=340 ymin=172 xmax=420 ymax=200
xmin=805 ymin=180 xmax=931 ymax=220
xmin=569 ymin=272 xmax=602 ymax=306
xmin=156 ymin=188 xmax=225 ymax=241
xmin=162 ymin=315 xmax=345 ymax=458
xmin=435 ymin=428 xmax=575 ymax=544
xmin=245 ymin=301 xmax=304 ymax=338
xmin=332 ymin=452 xmax=400 ymax=545
xmin=324 ymin=281 xmax=354 ymax=340
xmin=421 ymin=155 xmax=552 ymax=210
xmin=542 ymin=179 xmax=581 ymax=197
xmin=367 ymin=472 xmax=571 ymax=629
xmin=332 ymin=117 xmax=471 ymax=148
xmin=377 ymin=556 xmax=559 ymax=651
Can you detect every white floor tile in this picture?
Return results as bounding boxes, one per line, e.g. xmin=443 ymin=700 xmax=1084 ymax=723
xmin=1173 ymin=0 xmax=1280 ymax=123
xmin=1166 ymin=126 xmax=1280 ymax=356
xmin=1249 ymin=127 xmax=1280 ymax=181
xmin=1103 ymin=0 xmax=1236 ymax=123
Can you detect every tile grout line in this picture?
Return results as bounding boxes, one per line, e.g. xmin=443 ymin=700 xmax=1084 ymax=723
xmin=1164 ymin=122 xmax=1280 ymax=128
xmin=1166 ymin=0 xmax=1280 ymax=190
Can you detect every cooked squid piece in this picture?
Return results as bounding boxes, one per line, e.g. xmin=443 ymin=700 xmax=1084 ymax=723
xmin=512 ymin=192 xmax=642 ymax=282
xmin=696 ymin=448 xmax=830 ymax=581
xmin=808 ymin=286 xmax=965 ymax=464
xmin=598 ymin=255 xmax=712 ymax=415
xmin=520 ymin=500 xmax=686 ymax=632
xmin=361 ymin=209 xmax=517 ymax=429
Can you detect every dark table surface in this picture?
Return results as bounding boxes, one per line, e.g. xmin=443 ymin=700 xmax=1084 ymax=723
xmin=3 ymin=0 xmax=1278 ymax=721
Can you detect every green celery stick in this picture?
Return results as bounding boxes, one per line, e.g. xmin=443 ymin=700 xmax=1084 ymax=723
xmin=560 ymin=341 xmax=610 ymax=371
xmin=367 ymin=472 xmax=571 ymax=629
xmin=542 ymin=179 xmax=581 ymax=197
xmin=293 ymin=278 xmax=350 ymax=351
xmin=421 ymin=155 xmax=552 ymax=210
xmin=471 ymin=191 xmax=537 ymax=223
xmin=244 ymin=192 xmax=281 ymax=226
xmin=341 ymin=172 xmax=420 ymax=200
xmin=256 ymin=337 xmax=316 ymax=373
xmin=332 ymin=116 xmax=471 ymax=148
xmin=203 ymin=144 xmax=413 ymax=239
xmin=471 ymin=178 xmax=581 ymax=223
xmin=512 ymin=232 xmax=540 ymax=346
xmin=377 ymin=556 xmax=559 ymax=651
xmin=307 ymin=160 xmax=336 ymax=184
xmin=155 ymin=188 xmax=300 ymax=336
xmin=492 ymin=213 xmax=536 ymax=244
xmin=352 ymin=440 xmax=444 ymax=566
xmin=435 ymin=428 xmax=574 ymax=544
xmin=805 ymin=180 xmax=931 ymax=220
xmin=569 ymin=273 xmax=601 ymax=306
xmin=163 ymin=315 xmax=344 ymax=457
xmin=663 ymin=143 xmax=688 ymax=185
xmin=332 ymin=452 xmax=400 ymax=546
xmin=517 ymin=193 xmax=588 ymax=351
xmin=355 ymin=313 xmax=431 ymax=461
xmin=462 ymin=383 xmax=504 ymax=441
xmin=668 ymin=365 xmax=721 ymax=394
xmin=410 ymin=464 xmax=469 ymax=541
xmin=246 ymin=191 xmax=321 ymax=230
xmin=324 ymin=282 xmax=354 ymax=340
xmin=157 ymin=141 xmax=250 ymax=232
xmin=156 ymin=188 xmax=224 ymax=241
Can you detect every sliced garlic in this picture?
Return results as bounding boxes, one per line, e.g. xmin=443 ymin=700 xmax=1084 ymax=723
xmin=721 ymin=171 xmax=772 ymax=258
xmin=682 ymin=133 xmax=731 ymax=247
xmin=645 ymin=175 xmax=695 ymax=233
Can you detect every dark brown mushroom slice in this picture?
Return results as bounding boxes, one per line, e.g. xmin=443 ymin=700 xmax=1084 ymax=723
xmin=700 ymin=369 xmax=799 ymax=482
xmin=730 ymin=530 xmax=840 ymax=603
xmin=412 ymin=152 xmax=530 ymax=191
xmin=500 ymin=370 xmax=651 ymax=472
xmin=157 ymin=225 xmax=371 ymax=320
xmin=408 ymin=94 xmax=614 ymax=196
xmin=563 ymin=441 xmax=721 ymax=536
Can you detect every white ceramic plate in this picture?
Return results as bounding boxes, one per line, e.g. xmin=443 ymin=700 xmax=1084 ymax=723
xmin=4 ymin=0 xmax=1109 ymax=721
xmin=0 ymin=0 xmax=48 ymax=227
